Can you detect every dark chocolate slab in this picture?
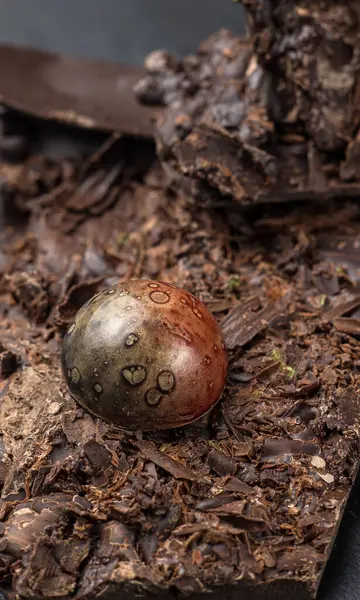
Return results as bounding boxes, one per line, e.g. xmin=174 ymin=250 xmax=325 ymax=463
xmin=0 ymin=44 xmax=160 ymax=136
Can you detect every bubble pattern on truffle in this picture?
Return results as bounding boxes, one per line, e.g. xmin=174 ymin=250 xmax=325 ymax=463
xmin=122 ymin=366 xmax=147 ymax=385
xmin=150 ymin=290 xmax=170 ymax=304
xmin=146 ymin=388 xmax=163 ymax=406
xmin=93 ymin=383 xmax=103 ymax=394
xmin=125 ymin=333 xmax=139 ymax=347
xmin=157 ymin=370 xmax=175 ymax=392
xmin=71 ymin=367 xmax=80 ymax=385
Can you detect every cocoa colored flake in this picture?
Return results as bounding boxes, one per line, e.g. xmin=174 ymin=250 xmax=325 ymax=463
xmin=207 ymin=448 xmax=237 ymax=476
xmin=135 ymin=439 xmax=198 ymax=480
xmin=220 ymin=298 xmax=284 ymax=349
xmin=333 ymin=317 xmax=360 ymax=336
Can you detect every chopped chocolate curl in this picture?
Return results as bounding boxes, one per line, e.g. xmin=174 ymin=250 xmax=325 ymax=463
xmin=220 ymin=297 xmax=286 ymax=349
xmin=136 ymin=4 xmax=360 ymax=205
xmin=135 ymin=439 xmax=198 ymax=479
xmin=207 ymin=448 xmax=237 ymax=476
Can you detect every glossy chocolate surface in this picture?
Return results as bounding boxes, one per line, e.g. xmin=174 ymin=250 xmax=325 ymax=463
xmin=61 ymin=279 xmax=227 ymax=430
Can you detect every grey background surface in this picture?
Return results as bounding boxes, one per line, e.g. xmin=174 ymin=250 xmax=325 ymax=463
xmin=0 ymin=0 xmax=245 ymax=63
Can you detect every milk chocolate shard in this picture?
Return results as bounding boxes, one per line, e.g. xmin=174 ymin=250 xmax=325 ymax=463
xmin=0 ymin=43 xmax=161 ymax=137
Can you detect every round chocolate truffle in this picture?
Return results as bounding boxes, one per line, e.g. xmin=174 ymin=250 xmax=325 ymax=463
xmin=61 ymin=279 xmax=227 ymax=430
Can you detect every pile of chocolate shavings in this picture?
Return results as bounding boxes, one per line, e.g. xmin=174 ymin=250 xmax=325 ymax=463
xmin=0 ymin=98 xmax=360 ymax=600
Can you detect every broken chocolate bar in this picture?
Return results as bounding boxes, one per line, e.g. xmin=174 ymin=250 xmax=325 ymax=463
xmin=0 ymin=44 xmax=160 ymax=137
xmin=136 ymin=2 xmax=360 ymax=205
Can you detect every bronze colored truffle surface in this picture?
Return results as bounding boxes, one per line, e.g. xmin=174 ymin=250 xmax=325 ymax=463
xmin=61 ymin=279 xmax=227 ymax=430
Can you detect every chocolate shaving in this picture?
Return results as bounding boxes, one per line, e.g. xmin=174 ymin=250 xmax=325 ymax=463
xmin=135 ymin=439 xmax=198 ymax=480
xmin=323 ymin=294 xmax=360 ymax=321
xmin=220 ymin=476 xmax=253 ymax=494
xmin=140 ymin=504 xmax=182 ymax=562
xmin=221 ymin=298 xmax=285 ymax=349
xmin=261 ymin=439 xmax=320 ymax=462
xmin=207 ymin=448 xmax=237 ymax=476
xmin=195 ymin=495 xmax=235 ymax=511
xmin=333 ymin=317 xmax=360 ymax=336
xmin=207 ymin=501 xmax=266 ymax=531
xmin=54 ymin=276 xmax=106 ymax=331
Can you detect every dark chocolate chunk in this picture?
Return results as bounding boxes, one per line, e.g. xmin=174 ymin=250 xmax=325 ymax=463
xmin=207 ymin=448 xmax=237 ymax=476
xmin=136 ymin=8 xmax=360 ymax=206
xmin=0 ymin=345 xmax=19 ymax=379
xmin=0 ymin=44 xmax=161 ymax=137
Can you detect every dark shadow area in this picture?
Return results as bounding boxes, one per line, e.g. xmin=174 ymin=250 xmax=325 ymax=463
xmin=318 ymin=466 xmax=360 ymax=600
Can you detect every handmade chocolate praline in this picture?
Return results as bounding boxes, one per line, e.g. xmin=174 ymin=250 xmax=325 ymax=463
xmin=61 ymin=279 xmax=227 ymax=430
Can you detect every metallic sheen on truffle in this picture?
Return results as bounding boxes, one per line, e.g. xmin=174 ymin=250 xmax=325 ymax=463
xmin=61 ymin=279 xmax=227 ymax=430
